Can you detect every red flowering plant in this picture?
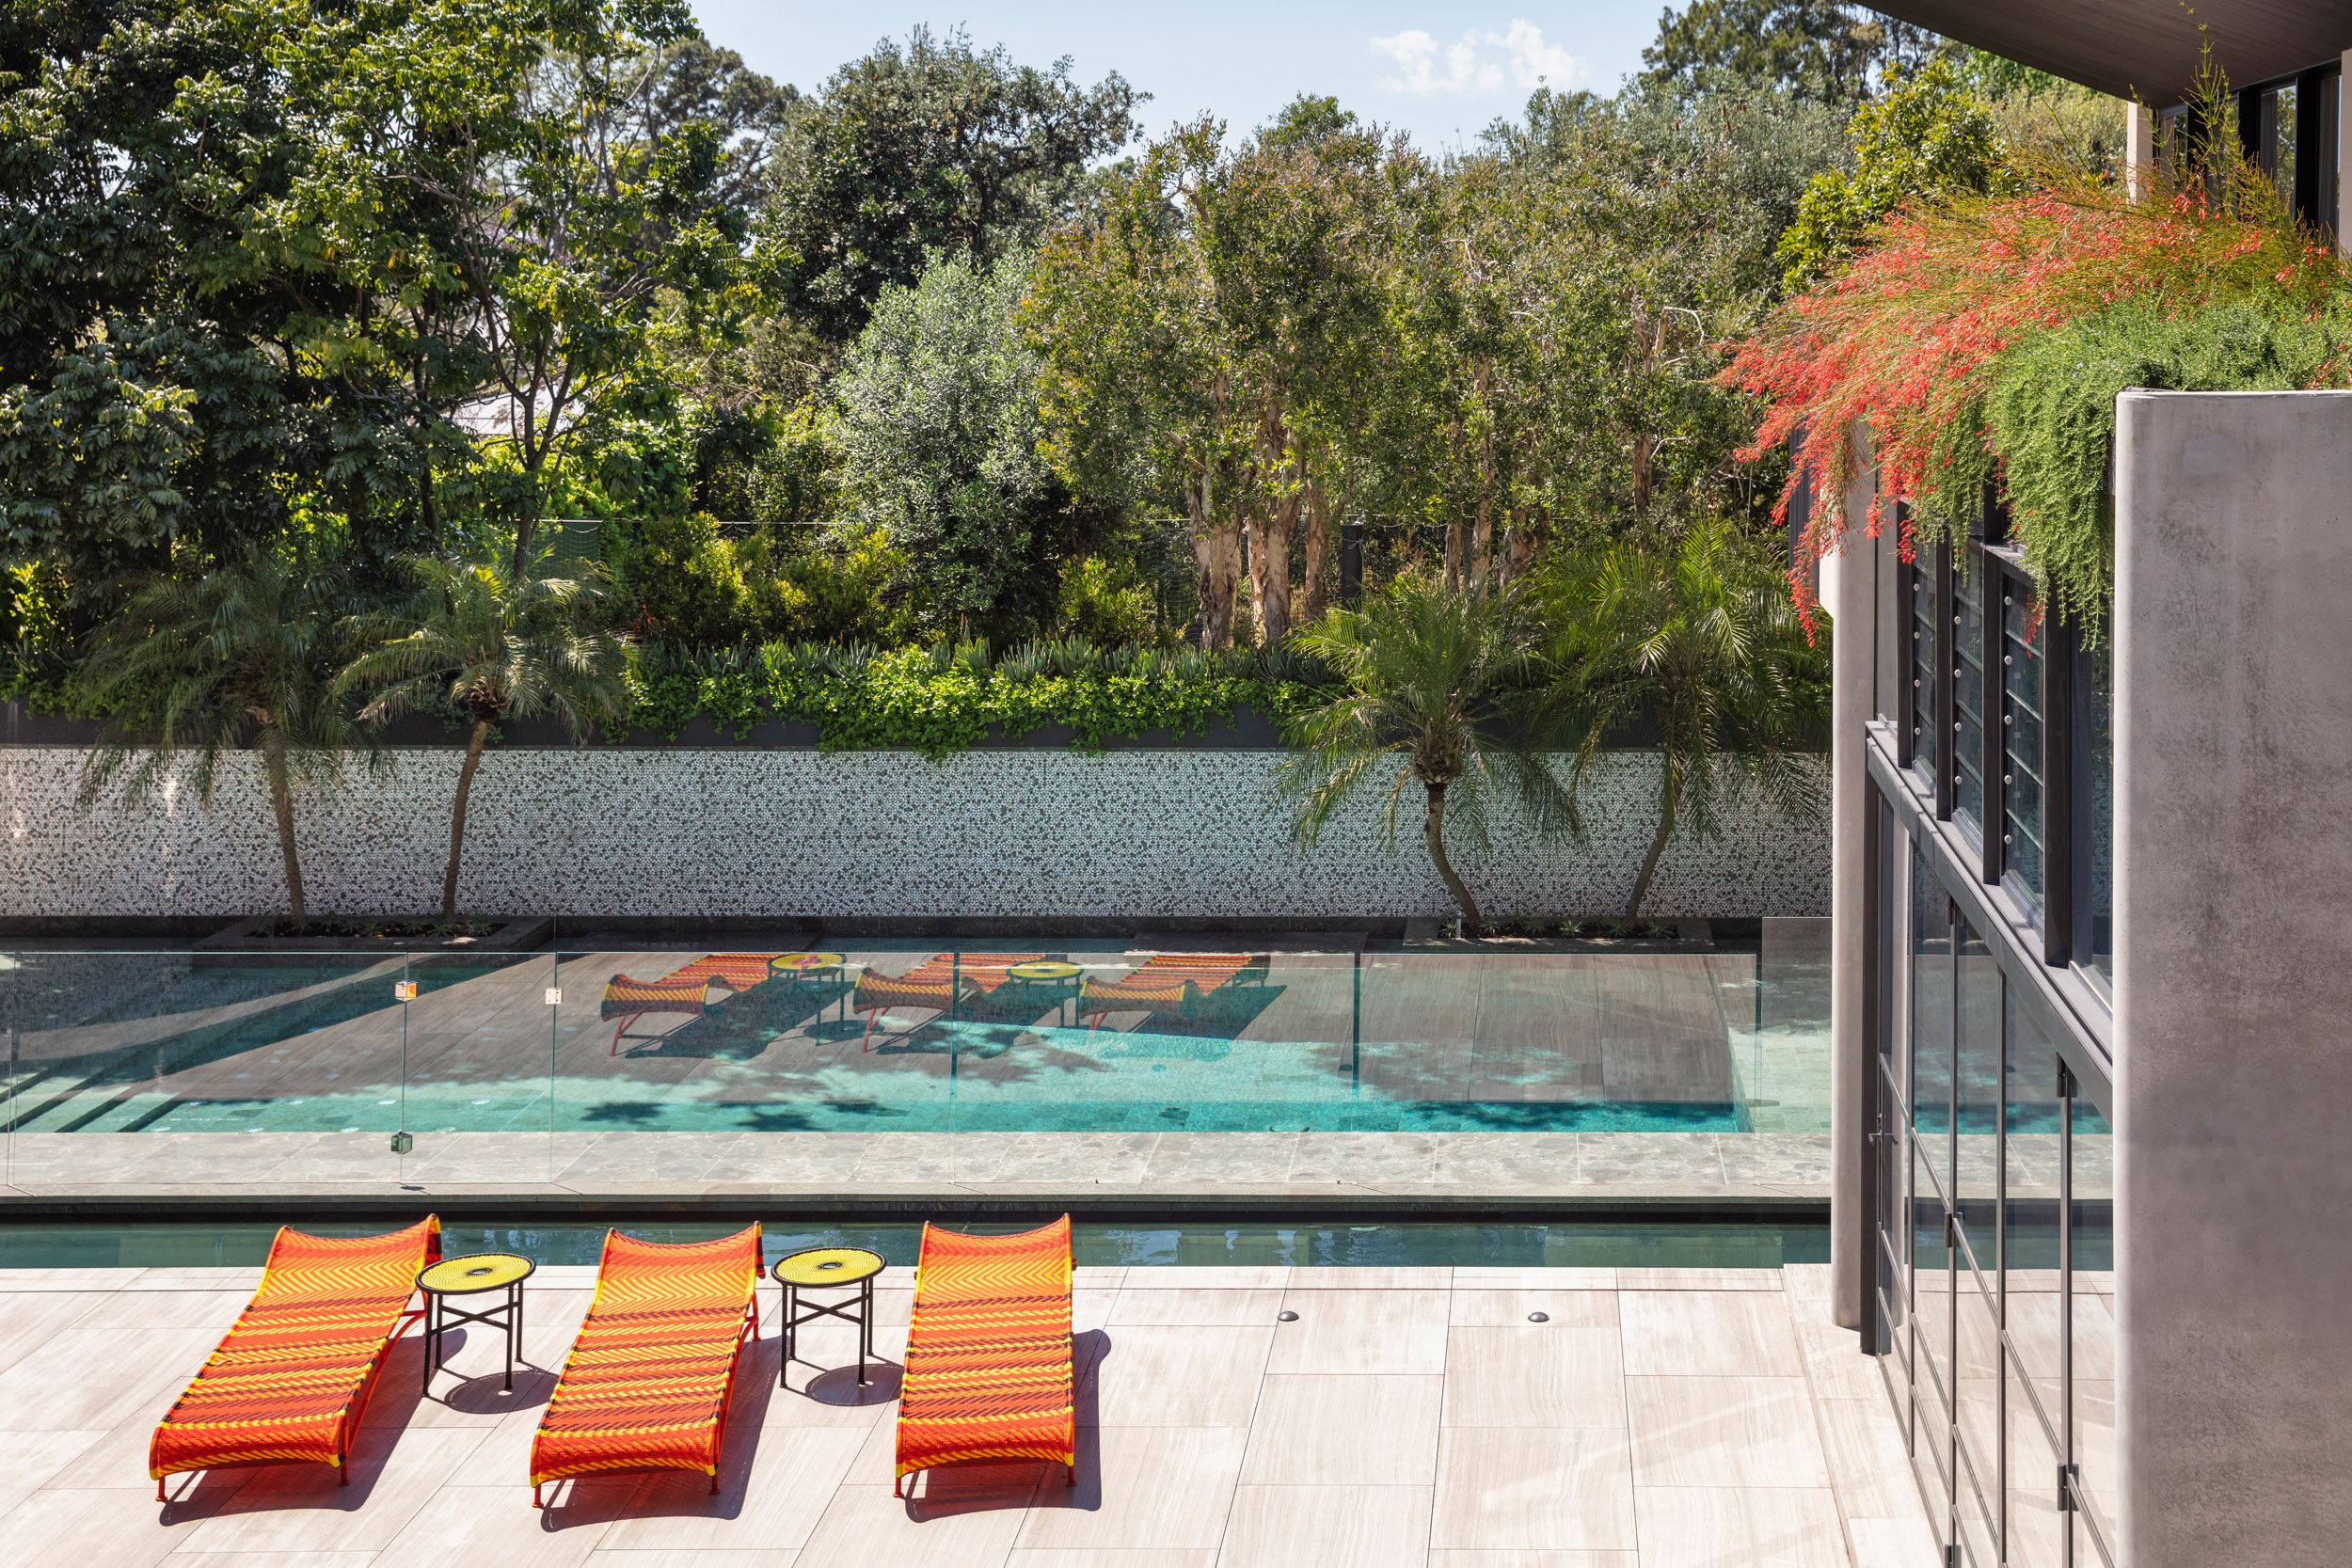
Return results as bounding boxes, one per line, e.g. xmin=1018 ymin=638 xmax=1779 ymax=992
xmin=1725 ymin=67 xmax=2350 ymax=635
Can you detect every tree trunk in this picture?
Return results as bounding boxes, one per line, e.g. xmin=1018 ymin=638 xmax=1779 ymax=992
xmin=1299 ymin=473 xmax=1329 ymax=626
xmin=1626 ymin=754 xmax=1681 ymax=920
xmin=1443 ymin=414 xmax=1467 ymax=593
xmin=1188 ymin=466 xmax=1242 ymax=651
xmin=442 ymin=716 xmax=492 ymax=917
xmin=1250 ymin=489 xmax=1298 ymax=647
xmin=1470 ymin=358 xmax=1495 ymax=594
xmin=262 ymin=723 xmax=307 ymax=927
xmin=1422 ymin=780 xmax=1483 ymax=938
xmin=1501 ymin=504 xmax=1546 ymax=586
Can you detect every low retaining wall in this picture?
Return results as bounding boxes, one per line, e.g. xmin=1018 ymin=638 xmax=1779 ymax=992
xmin=0 ymin=747 xmax=1827 ymax=920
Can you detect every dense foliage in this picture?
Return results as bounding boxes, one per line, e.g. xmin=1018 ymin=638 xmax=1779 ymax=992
xmin=1729 ymin=61 xmax=2347 ymax=630
xmin=621 ymin=640 xmax=1327 ymax=758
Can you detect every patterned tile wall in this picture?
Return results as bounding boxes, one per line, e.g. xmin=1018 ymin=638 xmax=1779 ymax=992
xmin=0 ymin=748 xmax=1827 ymax=918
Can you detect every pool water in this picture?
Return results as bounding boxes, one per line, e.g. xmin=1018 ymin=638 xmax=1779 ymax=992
xmin=0 ymin=1217 xmax=1830 ymax=1271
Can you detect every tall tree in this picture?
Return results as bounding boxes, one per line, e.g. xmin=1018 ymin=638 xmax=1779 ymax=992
xmin=1277 ymin=575 xmax=1577 ymax=937
xmin=1642 ymin=2 xmax=1943 ymax=103
xmin=75 ymin=547 xmax=372 ymax=925
xmin=837 ymin=251 xmax=1089 ymax=641
xmin=769 ymin=26 xmax=1141 ymax=344
xmin=341 ymin=551 xmax=629 ymax=916
xmin=1541 ymin=519 xmax=1828 ymax=917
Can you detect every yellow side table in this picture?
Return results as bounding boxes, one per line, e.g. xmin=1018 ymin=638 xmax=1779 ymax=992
xmin=771 ymin=1246 xmax=886 ymax=1387
xmin=1006 ymin=960 xmax=1084 ymax=1026
xmin=416 ymin=1252 xmax=535 ymax=1393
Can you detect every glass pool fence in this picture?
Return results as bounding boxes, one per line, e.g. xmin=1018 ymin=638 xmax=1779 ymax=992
xmin=0 ymin=934 xmax=1828 ymax=1185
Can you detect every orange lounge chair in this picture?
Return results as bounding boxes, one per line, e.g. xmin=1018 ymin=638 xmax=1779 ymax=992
xmin=1077 ymin=953 xmax=1267 ymax=1030
xmin=893 ymin=1215 xmax=1073 ymax=1497
xmin=528 ymin=1225 xmax=762 ymax=1507
xmin=853 ymin=952 xmax=1047 ymax=1050
xmin=149 ymin=1215 xmax=441 ymax=1500
xmin=602 ymin=953 xmax=787 ymax=1054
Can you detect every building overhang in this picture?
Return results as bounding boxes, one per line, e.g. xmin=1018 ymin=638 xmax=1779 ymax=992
xmin=1871 ymin=0 xmax=2351 ymax=102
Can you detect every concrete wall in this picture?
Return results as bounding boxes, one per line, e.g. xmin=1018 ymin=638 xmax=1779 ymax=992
xmin=0 ymin=746 xmax=1829 ymax=922
xmin=2113 ymin=389 xmax=2352 ymax=1566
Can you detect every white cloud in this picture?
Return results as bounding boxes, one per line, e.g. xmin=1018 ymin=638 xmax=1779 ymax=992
xmin=1371 ymin=20 xmax=1582 ymax=97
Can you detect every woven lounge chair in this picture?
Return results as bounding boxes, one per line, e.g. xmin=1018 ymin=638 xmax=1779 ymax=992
xmin=894 ymin=1214 xmax=1074 ymax=1497
xmin=149 ymin=1215 xmax=442 ymax=1500
xmin=853 ymin=952 xmax=1047 ymax=1050
xmin=529 ymin=1224 xmax=763 ymax=1507
xmin=1076 ymin=953 xmax=1268 ymax=1031
xmin=601 ymin=953 xmax=787 ymax=1054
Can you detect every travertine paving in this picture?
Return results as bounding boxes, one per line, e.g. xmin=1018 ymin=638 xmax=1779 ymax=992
xmin=0 ymin=1261 xmax=1931 ymax=1567
xmin=0 ymin=1128 xmax=1833 ymax=1205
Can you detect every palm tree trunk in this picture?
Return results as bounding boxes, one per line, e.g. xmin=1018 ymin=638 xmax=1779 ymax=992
xmin=1626 ymin=758 xmax=1680 ymax=920
xmin=262 ymin=724 xmax=307 ymax=927
xmin=441 ymin=717 xmax=491 ymax=917
xmin=1422 ymin=781 xmax=1483 ymax=938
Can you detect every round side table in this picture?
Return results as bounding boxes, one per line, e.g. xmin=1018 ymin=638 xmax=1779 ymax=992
xmin=771 ymin=1246 xmax=885 ymax=1387
xmin=1006 ymin=960 xmax=1084 ymax=1026
xmin=771 ymin=952 xmax=850 ymax=1021
xmin=417 ymin=1252 xmax=535 ymax=1393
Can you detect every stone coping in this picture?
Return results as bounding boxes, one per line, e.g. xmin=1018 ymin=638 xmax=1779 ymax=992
xmin=0 ymin=1129 xmax=1829 ymax=1216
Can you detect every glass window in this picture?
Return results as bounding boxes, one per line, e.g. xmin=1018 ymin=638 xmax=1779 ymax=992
xmin=2321 ymin=74 xmax=2342 ymax=243
xmin=1910 ymin=558 xmax=1939 ymax=785
xmin=2001 ymin=581 xmax=2045 ymax=920
xmin=1953 ymin=923 xmax=2001 ymax=1275
xmin=1954 ymin=551 xmax=1986 ymax=841
xmin=2259 ymin=84 xmax=2297 ymax=208
xmin=2071 ymin=1095 xmax=2119 ymax=1563
xmin=2074 ymin=641 xmax=2113 ymax=985
xmin=2004 ymin=988 xmax=2067 ymax=1568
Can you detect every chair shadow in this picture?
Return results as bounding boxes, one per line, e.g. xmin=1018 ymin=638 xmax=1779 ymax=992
xmin=900 ymin=1326 xmax=1107 ymax=1521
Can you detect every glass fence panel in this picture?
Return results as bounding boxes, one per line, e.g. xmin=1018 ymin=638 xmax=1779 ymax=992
xmin=2006 ymin=1327 xmax=2067 ymax=1568
xmin=1955 ymin=1275 xmax=2004 ymax=1565
xmin=0 ymin=948 xmax=413 ymax=1183
xmin=2072 ymin=1097 xmax=2120 ymax=1563
xmin=0 ymin=942 xmax=1819 ymax=1188
xmin=387 ymin=951 xmax=556 ymax=1183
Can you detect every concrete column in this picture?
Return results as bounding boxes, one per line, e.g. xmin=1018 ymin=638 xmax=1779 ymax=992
xmin=2124 ymin=100 xmax=2156 ymax=202
xmin=2113 ymin=389 xmax=2352 ymax=1567
xmin=1825 ymin=435 xmax=1875 ymax=1331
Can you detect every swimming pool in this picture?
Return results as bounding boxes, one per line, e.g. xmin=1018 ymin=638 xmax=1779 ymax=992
xmin=0 ymin=1216 xmax=1831 ymax=1271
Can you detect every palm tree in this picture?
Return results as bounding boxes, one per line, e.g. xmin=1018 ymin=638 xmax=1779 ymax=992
xmin=1275 ymin=574 xmax=1579 ymax=937
xmin=1543 ymin=518 xmax=1829 ymax=920
xmin=75 ymin=547 xmax=368 ymax=926
xmin=341 ymin=550 xmax=629 ymax=916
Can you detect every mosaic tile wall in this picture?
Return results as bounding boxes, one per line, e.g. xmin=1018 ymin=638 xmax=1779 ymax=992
xmin=0 ymin=747 xmax=1828 ymax=918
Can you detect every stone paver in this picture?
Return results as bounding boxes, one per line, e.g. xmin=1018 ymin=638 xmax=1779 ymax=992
xmin=0 ymin=1262 xmax=1928 ymax=1567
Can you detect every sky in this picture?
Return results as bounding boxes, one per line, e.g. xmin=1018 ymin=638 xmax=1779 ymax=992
xmin=687 ymin=2 xmax=1667 ymax=155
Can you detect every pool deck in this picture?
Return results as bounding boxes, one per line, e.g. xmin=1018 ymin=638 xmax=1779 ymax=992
xmin=0 ymin=1260 xmax=1933 ymax=1568
xmin=0 ymin=1129 xmax=1831 ymax=1216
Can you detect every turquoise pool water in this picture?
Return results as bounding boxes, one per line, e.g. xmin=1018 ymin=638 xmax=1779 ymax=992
xmin=0 ymin=1217 xmax=1830 ymax=1271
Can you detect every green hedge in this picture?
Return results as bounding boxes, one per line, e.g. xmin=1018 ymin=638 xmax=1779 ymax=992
xmin=622 ymin=644 xmax=1327 ymax=759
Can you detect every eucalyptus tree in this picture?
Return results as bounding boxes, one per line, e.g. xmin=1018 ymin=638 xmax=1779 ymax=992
xmin=1028 ymin=111 xmax=1389 ymax=648
xmin=1539 ymin=518 xmax=1827 ymax=918
xmin=1276 ymin=575 xmax=1577 ymax=937
xmin=340 ymin=552 xmax=630 ymax=916
xmin=74 ymin=548 xmax=373 ymax=926
xmin=1028 ymin=123 xmax=1248 ymax=648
